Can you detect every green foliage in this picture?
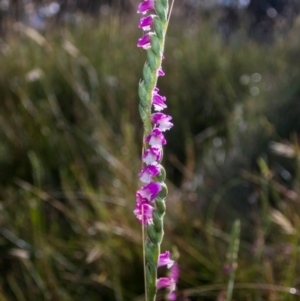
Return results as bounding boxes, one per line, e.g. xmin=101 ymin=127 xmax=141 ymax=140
xmin=0 ymin=16 xmax=300 ymax=301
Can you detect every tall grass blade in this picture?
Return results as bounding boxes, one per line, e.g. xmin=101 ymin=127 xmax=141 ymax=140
xmin=226 ymin=219 xmax=240 ymax=301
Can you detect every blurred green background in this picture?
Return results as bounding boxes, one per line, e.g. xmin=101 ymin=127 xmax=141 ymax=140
xmin=1 ymin=1 xmax=300 ymax=300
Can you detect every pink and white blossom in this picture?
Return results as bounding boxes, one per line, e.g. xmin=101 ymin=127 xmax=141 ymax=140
xmin=134 ymin=201 xmax=154 ymax=225
xmin=152 ymin=90 xmax=167 ymax=111
xmin=138 ymin=164 xmax=160 ymax=183
xmin=137 ymin=32 xmax=153 ymax=49
xmin=152 ymin=112 xmax=173 ymax=131
xmin=158 ymin=251 xmax=175 ymax=268
xmin=137 ymin=0 xmax=155 ymax=14
xmin=142 ymin=147 xmax=162 ymax=165
xmin=136 ymin=182 xmax=162 ymax=202
xmin=145 ymin=128 xmax=166 ymax=146
xmin=139 ymin=15 xmax=155 ymax=31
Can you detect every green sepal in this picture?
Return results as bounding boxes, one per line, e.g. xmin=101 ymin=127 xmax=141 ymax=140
xmin=146 ymin=263 xmax=151 ymax=278
xmin=143 ymin=63 xmax=154 ymax=88
xmin=155 ymin=0 xmax=167 ymax=22
xmin=157 ymin=182 xmax=168 ymax=201
xmin=147 ymin=271 xmax=157 ymax=301
xmin=156 ymin=165 xmax=166 ymax=182
xmin=138 ymin=80 xmax=148 ymax=106
xmin=153 ymin=210 xmax=163 ymax=232
xmin=155 ymin=198 xmax=166 ymax=215
xmin=158 ymin=148 xmax=163 ymax=163
xmin=162 ymin=0 xmax=168 ymax=10
xmin=147 ymin=49 xmax=157 ymax=70
xmin=139 ymin=103 xmax=148 ymax=121
xmin=146 ymin=264 xmax=153 ymax=286
xmin=147 ymin=224 xmax=158 ymax=244
xmin=150 ymin=34 xmax=161 ymax=56
xmin=145 ymin=240 xmax=156 ymax=266
xmin=144 ymin=118 xmax=153 ymax=136
xmin=153 ymin=17 xmax=163 ymax=40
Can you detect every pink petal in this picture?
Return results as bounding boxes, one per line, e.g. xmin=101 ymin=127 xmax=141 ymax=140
xmin=139 ymin=15 xmax=154 ymax=31
xmin=142 ymin=147 xmax=162 ymax=165
xmin=158 ymin=251 xmax=175 ymax=268
xmin=138 ymin=164 xmax=160 ymax=183
xmin=137 ymin=33 xmax=153 ymax=49
xmin=137 ymin=0 xmax=155 ymax=14
xmin=146 ymin=128 xmax=167 ymax=146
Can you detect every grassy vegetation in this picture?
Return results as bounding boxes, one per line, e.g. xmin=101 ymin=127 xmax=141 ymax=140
xmin=0 ymin=14 xmax=300 ymax=301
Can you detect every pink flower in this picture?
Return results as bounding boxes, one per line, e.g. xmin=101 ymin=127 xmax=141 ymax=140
xmin=157 ymin=264 xmax=179 ymax=300
xmin=152 ymin=90 xmax=167 ymax=111
xmin=146 ymin=128 xmax=166 ymax=146
xmin=137 ymin=0 xmax=155 ymax=14
xmin=134 ymin=201 xmax=154 ymax=225
xmin=156 ymin=277 xmax=175 ymax=291
xmin=142 ymin=147 xmax=162 ymax=165
xmin=158 ymin=66 xmax=165 ymax=76
xmin=139 ymin=15 xmax=155 ymax=31
xmin=170 ymin=263 xmax=179 ymax=282
xmin=152 ymin=112 xmax=173 ymax=131
xmin=137 ymin=182 xmax=162 ymax=202
xmin=137 ymin=33 xmax=153 ymax=49
xmin=139 ymin=164 xmax=160 ymax=183
xmin=137 ymin=0 xmax=155 ymax=15
xmin=158 ymin=251 xmax=174 ymax=268
xmin=134 ymin=188 xmax=158 ymax=224
xmin=168 ymin=292 xmax=177 ymax=301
